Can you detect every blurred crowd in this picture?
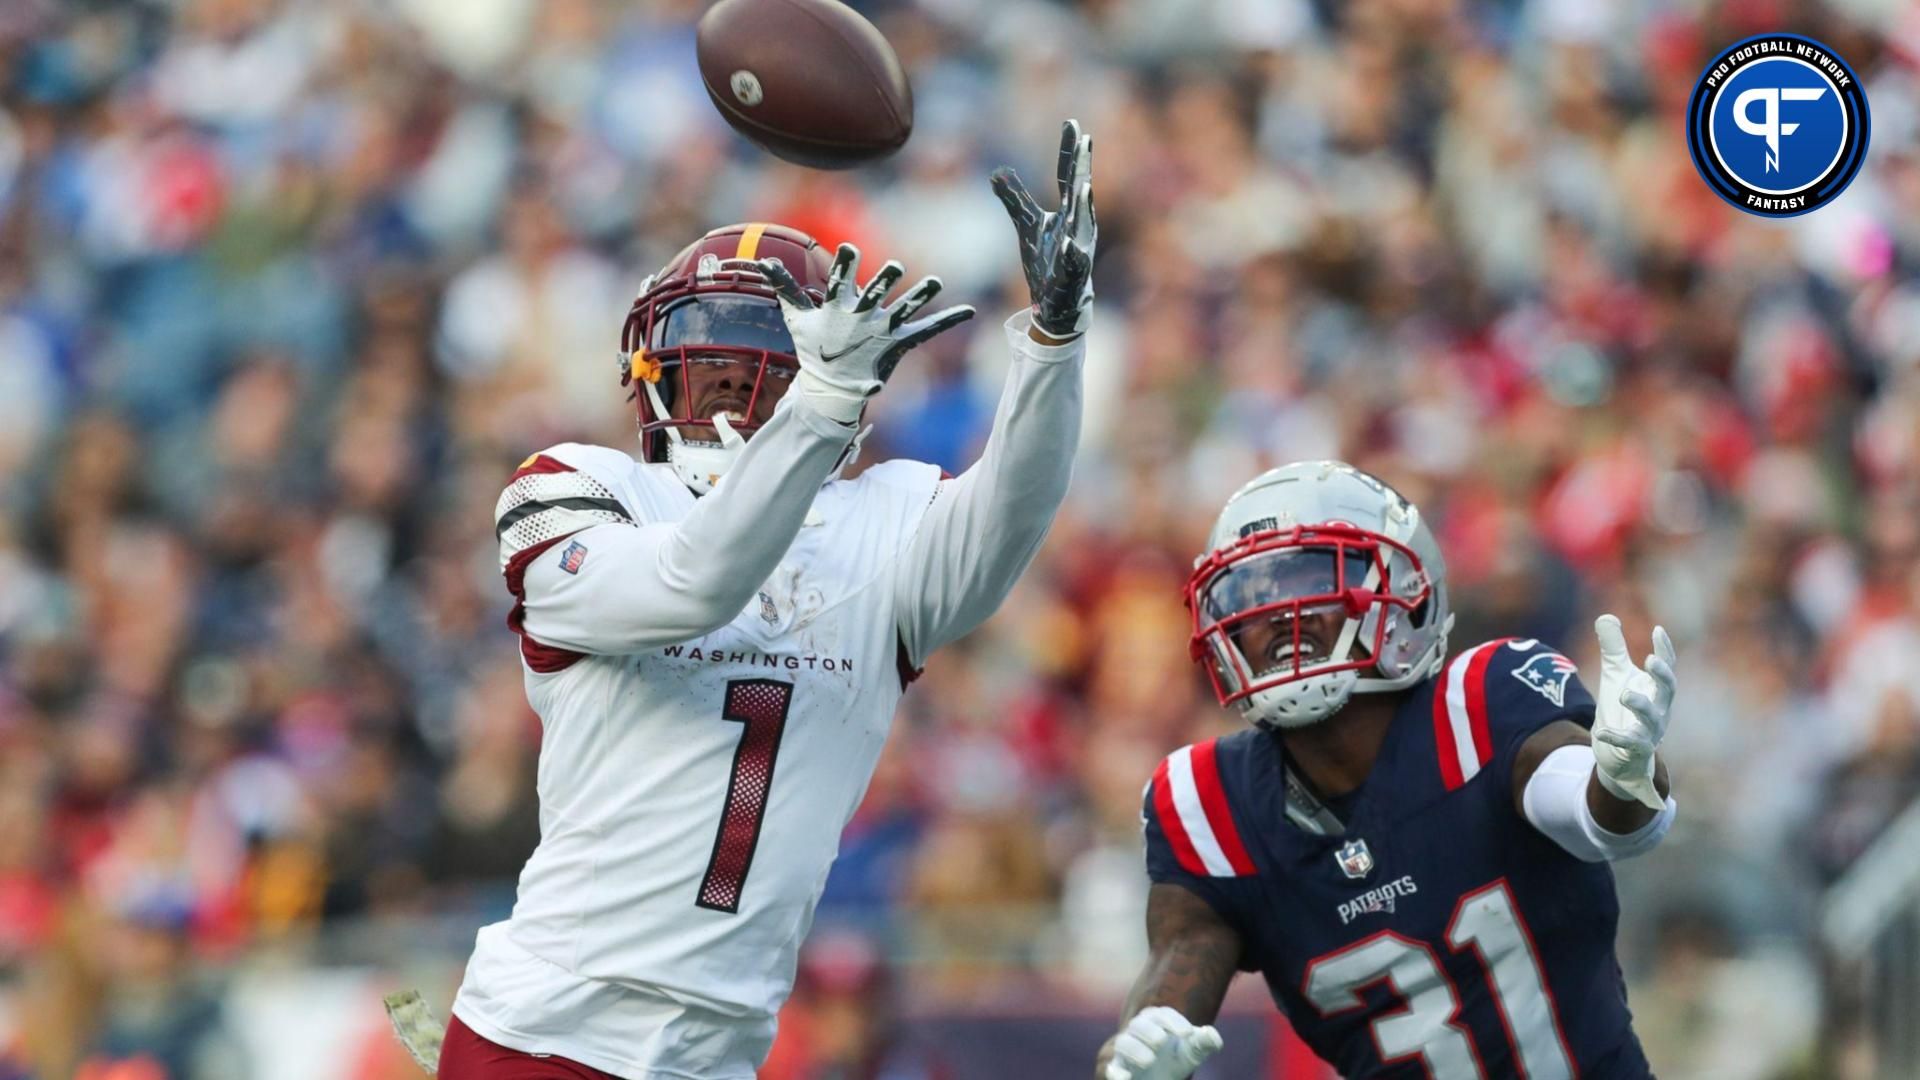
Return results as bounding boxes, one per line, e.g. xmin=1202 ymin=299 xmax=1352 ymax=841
xmin=3 ymin=0 xmax=1920 ymax=1076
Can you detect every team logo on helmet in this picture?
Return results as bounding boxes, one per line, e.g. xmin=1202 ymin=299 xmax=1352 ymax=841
xmin=1686 ymin=33 xmax=1869 ymax=218
xmin=1511 ymin=650 xmax=1578 ymax=708
xmin=1335 ymin=838 xmax=1374 ymax=881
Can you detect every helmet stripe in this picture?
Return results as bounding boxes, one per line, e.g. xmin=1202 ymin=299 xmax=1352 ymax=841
xmin=735 ymin=222 xmax=769 ymax=261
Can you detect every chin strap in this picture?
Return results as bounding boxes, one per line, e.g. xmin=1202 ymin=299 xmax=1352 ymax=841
xmin=663 ymin=417 xmax=747 ymax=495
xmin=647 ymin=370 xmax=754 ymax=495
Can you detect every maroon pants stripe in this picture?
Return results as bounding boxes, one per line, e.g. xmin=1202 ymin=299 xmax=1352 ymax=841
xmin=437 ymin=1015 xmax=625 ymax=1080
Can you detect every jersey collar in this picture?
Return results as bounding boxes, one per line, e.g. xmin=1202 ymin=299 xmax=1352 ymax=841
xmin=1269 ymin=682 xmax=1438 ymax=837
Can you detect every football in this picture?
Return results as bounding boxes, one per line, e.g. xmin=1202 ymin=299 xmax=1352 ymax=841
xmin=695 ymin=0 xmax=913 ymax=169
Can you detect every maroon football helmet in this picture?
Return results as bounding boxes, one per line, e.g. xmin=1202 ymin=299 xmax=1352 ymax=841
xmin=619 ymin=223 xmax=834 ymax=490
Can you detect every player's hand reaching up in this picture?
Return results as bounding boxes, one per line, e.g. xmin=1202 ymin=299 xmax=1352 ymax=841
xmin=1105 ymin=1006 xmax=1223 ymax=1080
xmin=1591 ymin=614 xmax=1677 ymax=810
xmin=992 ymin=118 xmax=1096 ymax=341
xmin=759 ymin=243 xmax=974 ymax=426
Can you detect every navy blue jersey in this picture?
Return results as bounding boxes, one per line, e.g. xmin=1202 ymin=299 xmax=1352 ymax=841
xmin=1145 ymin=639 xmax=1653 ymax=1079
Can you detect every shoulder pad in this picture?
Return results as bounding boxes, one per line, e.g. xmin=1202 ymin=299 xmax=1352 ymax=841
xmin=1146 ymin=737 xmax=1258 ymax=879
xmin=496 ymin=445 xmax=636 ymax=570
xmin=525 ymin=442 xmax=642 ymax=480
xmin=1430 ymin=638 xmax=1591 ymax=791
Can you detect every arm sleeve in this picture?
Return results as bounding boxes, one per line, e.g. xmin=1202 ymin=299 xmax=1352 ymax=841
xmin=503 ymin=394 xmax=856 ymax=657
xmin=1521 ymin=743 xmax=1677 ymax=862
xmin=893 ymin=310 xmax=1085 ymax=667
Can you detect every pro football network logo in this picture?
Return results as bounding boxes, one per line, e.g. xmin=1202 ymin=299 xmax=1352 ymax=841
xmin=1686 ymin=34 xmax=1869 ymax=218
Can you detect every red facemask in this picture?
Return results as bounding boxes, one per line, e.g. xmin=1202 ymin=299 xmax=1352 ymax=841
xmin=1185 ymin=523 xmax=1433 ymax=709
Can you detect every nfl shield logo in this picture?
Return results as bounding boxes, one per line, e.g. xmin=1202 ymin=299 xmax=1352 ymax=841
xmin=559 ymin=539 xmax=589 ymax=575
xmin=1335 ymin=838 xmax=1374 ymax=880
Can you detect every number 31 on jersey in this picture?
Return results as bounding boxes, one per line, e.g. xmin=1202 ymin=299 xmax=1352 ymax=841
xmin=1305 ymin=881 xmax=1574 ymax=1078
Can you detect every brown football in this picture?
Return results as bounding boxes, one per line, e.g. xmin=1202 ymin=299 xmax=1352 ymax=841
xmin=695 ymin=0 xmax=913 ymax=169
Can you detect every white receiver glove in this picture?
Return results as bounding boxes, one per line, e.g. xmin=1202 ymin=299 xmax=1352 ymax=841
xmin=1590 ymin=614 xmax=1676 ymax=810
xmin=1105 ymin=1007 xmax=1223 ymax=1080
xmin=758 ymin=243 xmax=974 ymax=426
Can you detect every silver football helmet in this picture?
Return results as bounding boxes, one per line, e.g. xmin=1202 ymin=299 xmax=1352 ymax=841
xmin=1185 ymin=462 xmax=1454 ymax=729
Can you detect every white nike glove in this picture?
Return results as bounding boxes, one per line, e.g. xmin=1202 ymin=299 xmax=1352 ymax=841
xmin=1590 ymin=614 xmax=1676 ymax=810
xmin=758 ymin=244 xmax=974 ymax=426
xmin=1105 ymin=1007 xmax=1223 ymax=1080
xmin=991 ymin=118 xmax=1096 ymax=339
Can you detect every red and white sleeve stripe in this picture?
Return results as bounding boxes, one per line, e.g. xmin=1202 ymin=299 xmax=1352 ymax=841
xmin=1151 ymin=740 xmax=1256 ymax=877
xmin=1431 ymin=638 xmax=1516 ymax=790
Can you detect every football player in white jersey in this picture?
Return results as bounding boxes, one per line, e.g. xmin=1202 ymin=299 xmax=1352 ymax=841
xmin=432 ymin=121 xmax=1098 ymax=1079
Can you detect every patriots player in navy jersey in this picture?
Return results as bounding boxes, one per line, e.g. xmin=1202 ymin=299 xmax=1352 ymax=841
xmin=1095 ymin=463 xmax=1679 ymax=1080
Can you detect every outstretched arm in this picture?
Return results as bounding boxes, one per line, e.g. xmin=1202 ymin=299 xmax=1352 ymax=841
xmin=1512 ymin=616 xmax=1678 ymax=861
xmin=893 ymin=317 xmax=1084 ymax=664
xmin=511 ymin=247 xmax=973 ymax=655
xmin=510 ymin=400 xmax=855 ymax=653
xmin=895 ymin=119 xmax=1096 ymax=667
xmin=1094 ymin=884 xmax=1241 ymax=1080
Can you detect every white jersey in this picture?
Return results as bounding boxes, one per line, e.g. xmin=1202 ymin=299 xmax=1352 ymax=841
xmin=452 ymin=313 xmax=1086 ymax=1079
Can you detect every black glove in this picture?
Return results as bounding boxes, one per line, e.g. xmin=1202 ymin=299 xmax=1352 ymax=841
xmin=990 ymin=119 xmax=1096 ymax=339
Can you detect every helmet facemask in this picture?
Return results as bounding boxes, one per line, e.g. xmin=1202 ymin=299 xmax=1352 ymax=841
xmin=1187 ymin=525 xmax=1435 ymax=729
xmin=621 ymin=259 xmax=804 ymax=494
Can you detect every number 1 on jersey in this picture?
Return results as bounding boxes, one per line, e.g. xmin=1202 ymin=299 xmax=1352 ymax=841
xmin=696 ymin=679 xmax=795 ymax=913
